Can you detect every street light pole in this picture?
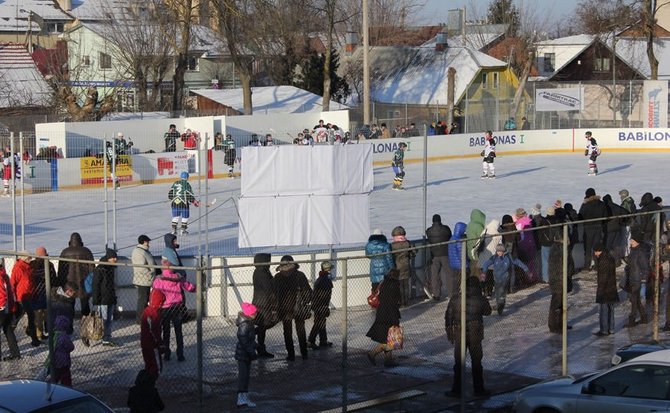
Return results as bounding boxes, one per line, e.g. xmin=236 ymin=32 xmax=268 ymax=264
xmin=363 ymin=0 xmax=370 ymax=125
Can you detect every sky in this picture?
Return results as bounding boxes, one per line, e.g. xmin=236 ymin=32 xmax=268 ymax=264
xmin=416 ymin=0 xmax=581 ymax=28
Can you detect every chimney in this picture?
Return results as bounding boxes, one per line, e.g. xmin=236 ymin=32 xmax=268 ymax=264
xmin=56 ymin=0 xmax=72 ymax=11
xmin=345 ymin=30 xmax=358 ymax=54
xmin=435 ymin=31 xmax=447 ymax=52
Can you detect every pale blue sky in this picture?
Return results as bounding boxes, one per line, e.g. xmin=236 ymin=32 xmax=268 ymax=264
xmin=416 ymin=0 xmax=581 ymax=27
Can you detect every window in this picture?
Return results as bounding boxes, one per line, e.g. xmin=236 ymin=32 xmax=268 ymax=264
xmin=594 ymin=57 xmax=611 ymax=72
xmin=482 ymin=73 xmax=488 ymax=89
xmin=588 ymin=365 xmax=670 ymax=400
xmin=46 ymin=22 xmax=64 ymax=33
xmin=187 ymin=56 xmax=199 ymax=71
xmin=492 ymin=72 xmax=499 ymax=89
xmin=543 ymin=53 xmax=555 ymax=72
xmin=99 ymin=52 xmax=112 ymax=69
xmin=82 ymin=55 xmax=90 ymax=66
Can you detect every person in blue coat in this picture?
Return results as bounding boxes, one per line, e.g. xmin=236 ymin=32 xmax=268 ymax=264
xmin=448 ymin=222 xmax=468 ymax=291
xmin=480 ymin=244 xmax=529 ymax=315
xmin=365 ymin=229 xmax=394 ymax=292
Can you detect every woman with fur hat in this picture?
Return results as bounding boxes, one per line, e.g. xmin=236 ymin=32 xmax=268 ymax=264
xmin=390 ymin=226 xmax=415 ymax=307
xmin=251 ymin=253 xmax=276 ymax=358
xmin=235 ymin=302 xmax=258 ymax=408
xmin=274 ymin=255 xmax=312 ymax=360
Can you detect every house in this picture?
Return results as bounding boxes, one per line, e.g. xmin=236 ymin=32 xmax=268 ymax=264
xmin=344 ymin=38 xmax=520 ymax=133
xmin=192 ymin=85 xmax=348 ymax=115
xmin=0 ymin=43 xmax=52 ymax=111
xmin=0 ymin=0 xmax=75 ymax=48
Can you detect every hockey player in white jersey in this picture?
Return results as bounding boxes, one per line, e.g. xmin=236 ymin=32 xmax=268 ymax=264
xmin=481 ymin=131 xmax=496 ymax=179
xmin=584 ymin=131 xmax=600 ymax=175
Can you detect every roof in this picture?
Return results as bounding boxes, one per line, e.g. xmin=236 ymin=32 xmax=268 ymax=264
xmin=533 ymin=34 xmax=598 ymax=80
xmin=192 ymin=86 xmax=349 ymax=114
xmin=0 ymin=43 xmax=51 ymax=108
xmin=362 ymin=45 xmax=507 ymax=105
xmin=615 ymin=38 xmax=670 ymax=80
xmin=69 ymin=0 xmax=134 ymax=21
xmin=0 ymin=0 xmax=72 ymax=23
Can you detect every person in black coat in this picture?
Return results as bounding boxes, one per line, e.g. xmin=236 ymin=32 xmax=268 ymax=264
xmin=625 ymin=230 xmax=650 ymax=327
xmin=127 ymin=369 xmax=165 ymax=413
xmin=235 ymin=303 xmax=258 ymax=408
xmin=251 ymin=253 xmax=276 ymax=358
xmin=274 ymin=255 xmax=312 ymax=361
xmin=602 ymin=194 xmax=629 ymax=264
xmin=58 ymin=232 xmax=95 ymax=317
xmin=426 ymin=214 xmax=452 ymax=300
xmin=593 ymin=242 xmax=618 ymax=336
xmin=548 ymin=239 xmax=574 ymax=334
xmin=445 ymin=275 xmax=492 ymax=397
xmin=49 ymin=282 xmax=78 ymax=336
xmin=578 ymin=188 xmax=608 ymax=271
xmin=366 ymin=268 xmax=401 ymax=367
xmin=91 ymin=248 xmax=119 ymax=347
xmin=308 ymin=261 xmax=334 ymax=349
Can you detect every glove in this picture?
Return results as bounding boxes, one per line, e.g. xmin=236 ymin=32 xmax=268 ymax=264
xmin=584 ymin=149 xmax=588 ymax=156
xmin=193 ymin=200 xmax=200 ymax=207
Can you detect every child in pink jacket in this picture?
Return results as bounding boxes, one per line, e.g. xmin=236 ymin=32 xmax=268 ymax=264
xmin=152 ymin=260 xmax=195 ymax=362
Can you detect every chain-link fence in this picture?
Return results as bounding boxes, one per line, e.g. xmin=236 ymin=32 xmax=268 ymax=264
xmin=348 ymin=79 xmax=663 ymax=135
xmin=0 ymin=208 xmax=668 ymax=410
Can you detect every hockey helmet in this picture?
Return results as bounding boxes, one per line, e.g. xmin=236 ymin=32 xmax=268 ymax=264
xmin=180 ymin=171 xmax=189 ymax=180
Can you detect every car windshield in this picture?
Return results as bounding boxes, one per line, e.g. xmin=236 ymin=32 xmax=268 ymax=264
xmin=573 ymin=372 xmax=597 ymax=384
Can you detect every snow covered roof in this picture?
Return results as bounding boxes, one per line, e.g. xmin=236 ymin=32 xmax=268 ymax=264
xmin=422 ymin=32 xmax=503 ymax=51
xmin=535 ymin=34 xmax=595 ymax=47
xmin=615 ymin=38 xmax=670 ymax=80
xmin=0 ymin=43 xmax=51 ymax=108
xmin=0 ymin=0 xmax=72 ymax=22
xmin=68 ymin=0 xmax=134 ymax=21
xmin=533 ymin=34 xmax=597 ymax=80
xmin=192 ymin=86 xmax=349 ymax=114
xmin=101 ymin=111 xmax=170 ymax=121
xmin=365 ymin=45 xmax=507 ymax=105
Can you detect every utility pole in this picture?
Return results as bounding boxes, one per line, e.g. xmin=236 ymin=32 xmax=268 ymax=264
xmin=363 ymin=0 xmax=370 ymax=125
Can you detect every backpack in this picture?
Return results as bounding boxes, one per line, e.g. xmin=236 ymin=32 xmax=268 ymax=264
xmin=84 ymin=271 xmax=95 ymax=295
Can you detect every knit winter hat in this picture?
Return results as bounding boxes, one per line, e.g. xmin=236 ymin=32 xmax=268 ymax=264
xmin=546 ymin=206 xmax=556 ymax=216
xmin=432 ymin=214 xmax=441 ymax=223
xmin=242 ymin=302 xmax=257 ymax=317
xmin=371 ymin=228 xmax=383 ymax=236
xmin=585 ymin=187 xmax=596 ymax=197
xmin=619 ymin=189 xmax=629 ymax=199
xmin=501 ymin=214 xmax=514 ymax=225
xmin=495 ymin=243 xmax=506 ymax=253
xmin=138 ymin=235 xmax=151 ymax=244
xmin=630 ymin=229 xmax=644 ymax=244
xmin=554 ymin=200 xmax=562 ymax=208
xmin=105 ymin=248 xmax=118 ymax=259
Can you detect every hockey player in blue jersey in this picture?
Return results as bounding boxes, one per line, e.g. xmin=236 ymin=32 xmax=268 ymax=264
xmin=391 ymin=142 xmax=407 ymax=190
xmin=168 ymin=172 xmax=200 ymax=235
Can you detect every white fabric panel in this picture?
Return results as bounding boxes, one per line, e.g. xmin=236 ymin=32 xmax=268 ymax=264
xmin=238 ymin=197 xmax=276 ymax=248
xmin=238 ymin=144 xmax=373 ymax=248
xmin=343 ymin=144 xmax=374 ymax=193
xmin=240 ymin=147 xmax=278 ymax=195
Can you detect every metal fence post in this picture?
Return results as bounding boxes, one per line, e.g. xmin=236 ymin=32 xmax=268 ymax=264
xmin=19 ymin=132 xmax=25 ymax=251
xmin=341 ymin=258 xmax=348 ymax=412
xmin=562 ymin=224 xmax=568 ymax=376
xmin=44 ymin=255 xmax=54 ymax=379
xmin=10 ymin=132 xmax=16 ymax=252
xmin=653 ymin=211 xmax=661 ymax=340
xmin=459 ymin=240 xmax=466 ymax=404
xmin=196 ymin=265 xmax=204 ymax=409
xmin=103 ymin=135 xmax=109 ymax=249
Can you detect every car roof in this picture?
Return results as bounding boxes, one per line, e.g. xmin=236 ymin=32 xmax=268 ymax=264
xmin=629 ymin=349 xmax=670 ymax=363
xmin=0 ymin=380 xmax=87 ymax=412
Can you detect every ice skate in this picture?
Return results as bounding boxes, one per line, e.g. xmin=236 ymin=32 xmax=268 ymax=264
xmin=487 ymin=174 xmax=496 ymax=179
xmin=180 ymin=229 xmax=189 ymax=235
xmin=481 ymin=173 xmax=488 ymax=179
xmin=228 ymin=172 xmax=234 ymax=178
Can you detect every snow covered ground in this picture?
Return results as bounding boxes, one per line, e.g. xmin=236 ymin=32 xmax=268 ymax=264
xmin=1 ymin=150 xmax=667 ymax=258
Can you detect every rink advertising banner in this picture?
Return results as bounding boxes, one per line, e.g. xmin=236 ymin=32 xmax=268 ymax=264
xmin=80 ymin=156 xmax=133 ymax=184
xmin=535 ymin=88 xmax=584 ymax=112
xmin=155 ymin=152 xmax=190 ymax=178
xmin=643 ymin=80 xmax=668 ymax=128
xmin=238 ymin=145 xmax=373 ymax=248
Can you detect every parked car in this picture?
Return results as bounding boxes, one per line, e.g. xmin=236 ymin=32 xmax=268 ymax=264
xmin=0 ymin=380 xmax=114 ymax=412
xmin=513 ymin=349 xmax=670 ymax=413
xmin=611 ymin=339 xmax=670 ymax=365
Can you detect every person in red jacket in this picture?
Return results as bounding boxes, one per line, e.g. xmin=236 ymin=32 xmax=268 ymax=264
xmin=0 ymin=257 xmax=21 ymax=360
xmin=141 ymin=289 xmax=166 ymax=378
xmin=10 ymin=254 xmax=40 ymax=347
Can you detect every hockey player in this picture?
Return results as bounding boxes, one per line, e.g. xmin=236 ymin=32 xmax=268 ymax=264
xmin=223 ymin=134 xmax=236 ymax=178
xmin=2 ymin=148 xmax=19 ymax=197
xmin=391 ymin=142 xmax=407 ymax=190
xmin=584 ymin=131 xmax=600 ymax=175
xmin=481 ymin=131 xmax=496 ymax=179
xmin=105 ymin=133 xmax=132 ymax=188
xmin=168 ymin=172 xmax=200 ymax=235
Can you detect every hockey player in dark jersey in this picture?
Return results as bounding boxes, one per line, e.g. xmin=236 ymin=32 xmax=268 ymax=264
xmin=481 ymin=131 xmax=496 ymax=179
xmin=391 ymin=142 xmax=407 ymax=190
xmin=168 ymin=172 xmax=200 ymax=235
xmin=223 ymin=134 xmax=237 ymax=178
xmin=584 ymin=131 xmax=600 ymax=175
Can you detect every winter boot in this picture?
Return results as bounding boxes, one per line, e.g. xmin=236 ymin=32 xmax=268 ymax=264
xmin=171 ymin=222 xmax=178 ymax=235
